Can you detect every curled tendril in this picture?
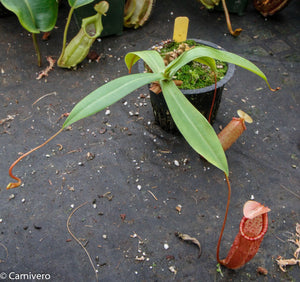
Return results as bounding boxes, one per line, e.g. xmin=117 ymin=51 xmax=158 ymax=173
xmin=7 ymin=128 xmax=63 ymax=189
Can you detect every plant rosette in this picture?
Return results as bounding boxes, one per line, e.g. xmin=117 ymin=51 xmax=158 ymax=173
xmin=6 ymin=36 xmax=279 ymax=270
xmin=138 ymin=39 xmax=235 ymax=132
xmin=7 ymin=42 xmax=277 ymax=189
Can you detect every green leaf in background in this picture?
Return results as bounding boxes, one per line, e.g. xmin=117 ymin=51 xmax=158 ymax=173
xmin=160 ymin=79 xmax=229 ymax=175
xmin=197 ymin=0 xmax=220 ymax=9
xmin=68 ymin=0 xmax=95 ymax=9
xmin=63 ymin=72 xmax=164 ymax=127
xmin=1 ymin=0 xmax=58 ymax=33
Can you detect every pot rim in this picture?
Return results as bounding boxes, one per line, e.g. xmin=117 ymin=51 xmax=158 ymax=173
xmin=138 ymin=38 xmax=235 ymax=95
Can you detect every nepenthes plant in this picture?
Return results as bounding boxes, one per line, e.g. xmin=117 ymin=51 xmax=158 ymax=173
xmin=57 ymin=1 xmax=109 ymax=68
xmin=6 ymin=44 xmax=279 ymax=268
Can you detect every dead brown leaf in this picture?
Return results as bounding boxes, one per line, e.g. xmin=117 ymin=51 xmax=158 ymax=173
xmin=175 ymin=232 xmax=201 ymax=258
xmin=0 ymin=114 xmax=15 ymax=125
xmin=276 ymin=223 xmax=300 ymax=272
xmin=276 ymin=257 xmax=300 ymax=272
xmin=36 ymin=56 xmax=56 ymax=80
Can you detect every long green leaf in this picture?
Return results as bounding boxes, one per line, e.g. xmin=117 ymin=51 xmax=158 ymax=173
xmin=68 ymin=0 xmax=94 ymax=9
xmin=1 ymin=0 xmax=58 ymax=33
xmin=160 ymin=80 xmax=229 ymax=175
xmin=166 ymin=46 xmax=272 ymax=89
xmin=63 ymin=72 xmax=164 ymax=128
xmin=125 ymin=51 xmax=166 ymax=73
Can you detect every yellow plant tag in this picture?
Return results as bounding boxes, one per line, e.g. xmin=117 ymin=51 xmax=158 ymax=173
xmin=173 ymin=17 xmax=189 ymax=42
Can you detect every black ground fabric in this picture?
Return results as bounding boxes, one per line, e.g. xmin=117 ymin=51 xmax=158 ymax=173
xmin=0 ymin=0 xmax=299 ymax=281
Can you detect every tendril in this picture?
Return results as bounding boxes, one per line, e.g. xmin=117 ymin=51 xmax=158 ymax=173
xmin=208 ymin=72 xmax=217 ymax=123
xmin=216 ymin=174 xmax=231 ymax=264
xmin=7 ymin=128 xmax=63 ymax=189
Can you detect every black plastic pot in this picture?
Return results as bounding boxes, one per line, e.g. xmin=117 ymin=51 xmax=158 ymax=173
xmin=138 ymin=39 xmax=235 ymax=133
xmin=214 ymin=0 xmax=248 ymax=16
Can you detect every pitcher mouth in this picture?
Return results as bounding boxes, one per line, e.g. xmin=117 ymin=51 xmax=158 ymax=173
xmin=240 ymin=213 xmax=269 ymax=241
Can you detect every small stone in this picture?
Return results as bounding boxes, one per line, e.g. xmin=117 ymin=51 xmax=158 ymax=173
xmin=257 ymin=266 xmax=268 ymax=275
xmin=176 ymin=204 xmax=182 ymax=213
xmin=174 ymin=160 xmax=180 ymax=166
xmin=86 ymin=152 xmax=95 ymax=160
xmin=135 ymin=255 xmax=145 ymax=261
xmin=105 ymin=109 xmax=111 ymax=116
xmin=163 ymin=243 xmax=169 ymax=250
xmin=168 ymin=266 xmax=177 ymax=274
xmin=21 ymin=198 xmax=26 ymax=203
xmin=99 ymin=128 xmax=106 ymax=134
xmin=9 ymin=194 xmax=15 ymax=200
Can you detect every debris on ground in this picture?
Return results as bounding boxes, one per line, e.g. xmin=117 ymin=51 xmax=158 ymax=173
xmin=256 ymin=266 xmax=268 ymax=275
xmin=0 ymin=114 xmax=15 ymax=125
xmin=168 ymin=265 xmax=177 ymax=275
xmin=276 ymin=223 xmax=300 ymax=272
xmin=175 ymin=232 xmax=201 ymax=258
xmin=36 ymin=56 xmax=56 ymax=80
